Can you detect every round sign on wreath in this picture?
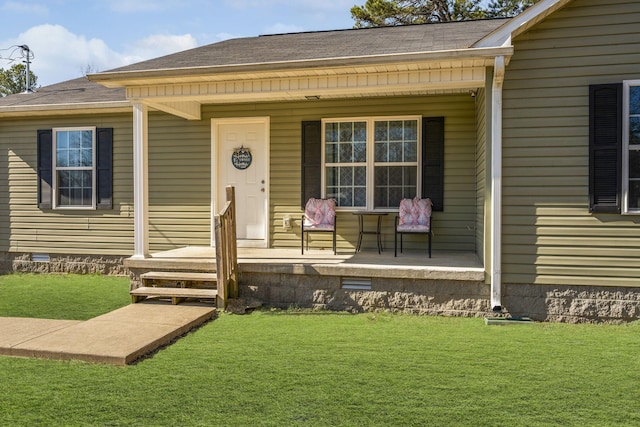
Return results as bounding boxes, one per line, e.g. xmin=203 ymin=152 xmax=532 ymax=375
xmin=231 ymin=146 xmax=252 ymax=170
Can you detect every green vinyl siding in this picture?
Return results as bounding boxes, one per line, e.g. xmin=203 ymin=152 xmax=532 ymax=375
xmin=147 ymin=112 xmax=211 ymax=250
xmin=502 ymin=0 xmax=640 ymax=287
xmin=0 ymin=94 xmax=479 ymax=255
xmin=201 ymin=95 xmax=478 ymax=252
xmin=0 ymin=114 xmax=133 ymax=255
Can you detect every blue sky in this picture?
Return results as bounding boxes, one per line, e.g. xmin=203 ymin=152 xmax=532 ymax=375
xmin=0 ymin=0 xmax=356 ymax=86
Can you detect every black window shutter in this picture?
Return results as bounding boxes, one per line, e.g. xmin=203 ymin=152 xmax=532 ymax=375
xmin=37 ymin=129 xmax=53 ymax=209
xmin=301 ymin=121 xmax=322 ymax=209
xmin=422 ymin=117 xmax=445 ymax=211
xmin=589 ymin=84 xmax=622 ymax=213
xmin=96 ymin=128 xmax=113 ymax=209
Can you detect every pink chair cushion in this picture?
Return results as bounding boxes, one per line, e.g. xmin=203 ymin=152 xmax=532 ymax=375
xmin=398 ymin=197 xmax=432 ymax=231
xmin=304 ymin=198 xmax=336 ymax=229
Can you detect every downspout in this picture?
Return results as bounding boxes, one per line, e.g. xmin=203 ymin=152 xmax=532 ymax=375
xmin=491 ymin=55 xmax=506 ymax=311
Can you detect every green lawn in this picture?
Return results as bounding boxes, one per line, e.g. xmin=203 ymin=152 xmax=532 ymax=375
xmin=1 ymin=274 xmax=640 ymax=426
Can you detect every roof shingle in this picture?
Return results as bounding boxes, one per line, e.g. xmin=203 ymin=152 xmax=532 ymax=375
xmin=107 ymin=19 xmax=508 ymax=73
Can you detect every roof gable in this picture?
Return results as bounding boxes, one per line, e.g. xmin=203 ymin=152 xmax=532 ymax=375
xmin=474 ymin=0 xmax=573 ymax=47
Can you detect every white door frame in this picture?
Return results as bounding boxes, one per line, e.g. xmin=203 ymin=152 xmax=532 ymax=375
xmin=211 ymin=117 xmax=270 ymax=248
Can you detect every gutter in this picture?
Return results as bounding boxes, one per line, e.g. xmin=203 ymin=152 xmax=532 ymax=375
xmin=491 ymin=54 xmax=506 ymax=311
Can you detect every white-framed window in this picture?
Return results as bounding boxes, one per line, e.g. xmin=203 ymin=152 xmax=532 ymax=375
xmin=623 ymin=81 xmax=640 ymax=214
xmin=322 ymin=116 xmax=420 ymax=210
xmin=52 ymin=127 xmax=96 ymax=209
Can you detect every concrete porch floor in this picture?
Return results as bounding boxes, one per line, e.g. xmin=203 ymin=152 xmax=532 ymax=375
xmin=125 ymin=246 xmax=485 ymax=282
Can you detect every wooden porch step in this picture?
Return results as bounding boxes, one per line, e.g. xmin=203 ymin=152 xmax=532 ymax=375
xmin=140 ymin=271 xmax=217 ymax=282
xmin=131 ymin=287 xmax=218 ymax=305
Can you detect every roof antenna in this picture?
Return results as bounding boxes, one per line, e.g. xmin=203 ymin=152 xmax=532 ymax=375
xmin=18 ymin=45 xmax=34 ymax=93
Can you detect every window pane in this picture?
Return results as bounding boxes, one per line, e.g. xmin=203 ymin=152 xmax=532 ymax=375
xmin=630 ymin=150 xmax=640 ymax=179
xmin=326 ymin=121 xmax=367 ymax=164
xmin=325 ymin=142 xmax=338 ymax=163
xmin=56 ymin=130 xmax=93 ymax=167
xmin=404 ymin=140 xmax=417 ymax=162
xmin=354 ymin=187 xmax=367 ymax=207
xmin=354 ymin=122 xmax=366 ymax=142
xmin=339 ymin=122 xmax=353 ymax=142
xmin=389 ymin=121 xmax=403 ymax=141
xmin=354 ymin=142 xmax=366 ymax=162
xmin=57 ymin=132 xmax=69 ymax=149
xmin=339 ymin=167 xmax=353 ymax=186
xmin=375 ymin=140 xmax=388 ymax=162
xmin=82 ymin=131 xmax=93 ymax=148
xmin=374 ymin=121 xmax=387 ymax=142
xmin=57 ymin=149 xmax=69 ymax=167
xmin=58 ymin=170 xmax=70 ymax=187
xmin=69 ymin=132 xmax=81 ymax=149
xmin=404 ymin=120 xmax=418 ymax=141
xmin=326 ymin=167 xmax=338 ymax=187
xmin=630 ymin=86 xmax=640 ymax=115
xmin=354 ymin=166 xmax=366 ymax=186
xmin=374 ymin=165 xmax=417 ymax=208
xmin=339 ymin=142 xmax=353 ymax=163
xmin=325 ymin=123 xmax=338 ymax=143
xmin=374 ymin=119 xmax=419 ymax=163
xmin=375 ymin=166 xmax=388 ymax=186
xmin=325 ymin=166 xmax=365 ymax=207
xmin=629 ymin=180 xmax=640 ymax=209
xmin=57 ymin=170 xmax=93 ymax=207
xmin=630 ymin=117 xmax=640 ymax=145
xmin=389 ymin=142 xmax=402 ymax=162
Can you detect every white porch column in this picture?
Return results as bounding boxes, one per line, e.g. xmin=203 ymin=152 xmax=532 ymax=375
xmin=131 ymin=102 xmax=150 ymax=259
xmin=490 ymin=56 xmax=506 ymax=310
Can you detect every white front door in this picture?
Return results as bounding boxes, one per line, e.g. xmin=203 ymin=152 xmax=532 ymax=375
xmin=212 ymin=118 xmax=269 ymax=247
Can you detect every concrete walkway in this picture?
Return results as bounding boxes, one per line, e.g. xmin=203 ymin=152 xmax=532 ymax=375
xmin=0 ymin=303 xmax=216 ymax=365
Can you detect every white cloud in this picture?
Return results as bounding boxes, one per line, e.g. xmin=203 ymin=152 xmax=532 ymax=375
xmin=122 ymin=33 xmax=198 ymax=63
xmin=2 ymin=25 xmax=124 ymax=86
xmin=1 ymin=25 xmax=199 ymax=86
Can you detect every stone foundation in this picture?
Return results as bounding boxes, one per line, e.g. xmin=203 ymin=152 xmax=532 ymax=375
xmin=4 ymin=250 xmax=639 ymax=323
xmin=504 ymin=283 xmax=640 ymax=323
xmin=0 ymin=252 xmax=129 ymax=276
xmin=239 ymin=272 xmax=491 ymax=317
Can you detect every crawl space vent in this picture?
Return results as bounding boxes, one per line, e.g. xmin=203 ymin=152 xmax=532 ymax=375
xmin=341 ymin=277 xmax=372 ymax=290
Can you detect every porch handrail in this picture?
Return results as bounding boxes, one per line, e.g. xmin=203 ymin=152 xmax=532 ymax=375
xmin=214 ymin=186 xmax=238 ymax=308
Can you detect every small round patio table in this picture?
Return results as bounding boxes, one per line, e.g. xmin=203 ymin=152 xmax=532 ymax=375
xmin=352 ymin=211 xmax=388 ymax=254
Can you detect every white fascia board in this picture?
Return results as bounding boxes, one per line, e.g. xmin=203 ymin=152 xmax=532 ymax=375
xmin=0 ymin=102 xmax=131 ymax=117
